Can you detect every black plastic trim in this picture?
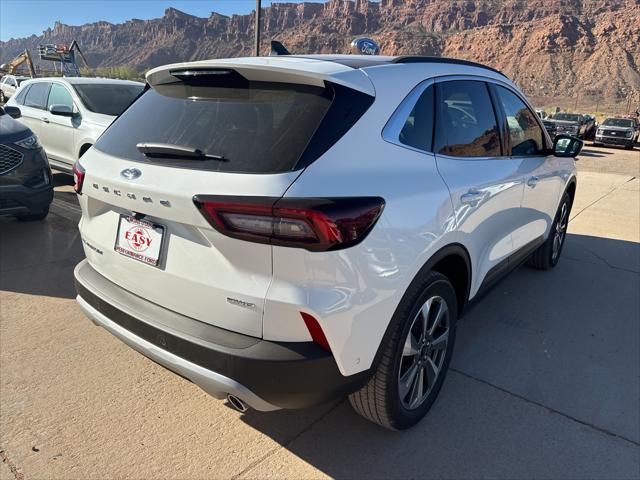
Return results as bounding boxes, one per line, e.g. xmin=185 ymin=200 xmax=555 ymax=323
xmin=75 ymin=263 xmax=371 ymax=409
xmin=393 ymin=56 xmax=508 ymax=78
xmin=473 ymin=236 xmax=545 ymax=303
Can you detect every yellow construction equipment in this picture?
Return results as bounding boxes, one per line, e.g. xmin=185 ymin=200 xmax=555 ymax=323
xmin=0 ymin=50 xmax=36 ymax=77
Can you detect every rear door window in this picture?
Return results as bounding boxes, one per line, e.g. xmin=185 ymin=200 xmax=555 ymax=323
xmin=95 ymin=81 xmax=335 ymax=173
xmin=23 ymin=82 xmax=51 ymax=109
xmin=434 ymin=80 xmax=501 ymax=157
xmin=494 ymin=85 xmax=546 ymax=156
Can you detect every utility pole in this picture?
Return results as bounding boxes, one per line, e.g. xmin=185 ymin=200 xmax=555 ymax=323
xmin=254 ymin=0 xmax=262 ymax=57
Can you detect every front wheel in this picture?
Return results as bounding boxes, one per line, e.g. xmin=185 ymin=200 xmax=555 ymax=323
xmin=528 ymin=192 xmax=571 ymax=270
xmin=349 ymin=271 xmax=457 ymax=430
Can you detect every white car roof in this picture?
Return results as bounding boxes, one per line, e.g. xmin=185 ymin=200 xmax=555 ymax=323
xmin=23 ymin=77 xmax=143 ymax=86
xmin=146 ymin=55 xmax=510 ymax=96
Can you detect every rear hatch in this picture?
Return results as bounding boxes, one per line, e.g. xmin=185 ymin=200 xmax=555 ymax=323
xmin=77 ymin=58 xmax=374 ymax=338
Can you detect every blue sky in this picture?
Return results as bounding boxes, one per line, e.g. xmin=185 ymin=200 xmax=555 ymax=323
xmin=0 ymin=1 xmax=330 ymax=41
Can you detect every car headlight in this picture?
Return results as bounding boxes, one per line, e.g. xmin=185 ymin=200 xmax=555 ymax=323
xmin=626 ymin=130 xmax=633 ymax=138
xmin=14 ymin=134 xmax=41 ymax=150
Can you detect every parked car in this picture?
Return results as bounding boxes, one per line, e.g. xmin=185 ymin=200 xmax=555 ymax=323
xmin=547 ymin=112 xmax=593 ymax=139
xmin=73 ymin=55 xmax=580 ymax=430
xmin=594 ymin=117 xmax=638 ymax=149
xmin=0 ymin=106 xmax=53 ymax=220
xmin=542 ymin=118 xmax=558 ymax=139
xmin=5 ymin=77 xmax=144 ymax=172
xmin=0 ymin=75 xmax=30 ymax=103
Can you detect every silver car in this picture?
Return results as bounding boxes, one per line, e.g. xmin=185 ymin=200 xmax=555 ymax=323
xmin=5 ymin=77 xmax=143 ymax=172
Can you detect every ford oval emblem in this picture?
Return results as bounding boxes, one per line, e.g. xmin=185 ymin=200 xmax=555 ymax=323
xmin=121 ymin=168 xmax=142 ymax=180
xmin=351 ymin=37 xmax=380 ymax=56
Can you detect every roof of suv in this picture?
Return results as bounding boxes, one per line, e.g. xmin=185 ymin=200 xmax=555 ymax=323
xmin=146 ymin=55 xmax=510 ymax=96
xmin=289 ymin=54 xmax=508 ymax=77
xmin=22 ymin=77 xmax=143 ymax=86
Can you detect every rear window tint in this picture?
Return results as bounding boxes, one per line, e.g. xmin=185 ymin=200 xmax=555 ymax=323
xmin=23 ymin=82 xmax=51 ymax=109
xmin=434 ymin=80 xmax=501 ymax=157
xmin=73 ymin=83 xmax=144 ymax=116
xmin=95 ymin=81 xmax=334 ymax=173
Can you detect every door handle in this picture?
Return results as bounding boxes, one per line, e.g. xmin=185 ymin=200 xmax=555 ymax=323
xmin=41 ymin=117 xmax=49 ymax=123
xmin=460 ymin=191 xmax=484 ymax=205
xmin=527 ymin=176 xmax=539 ymax=188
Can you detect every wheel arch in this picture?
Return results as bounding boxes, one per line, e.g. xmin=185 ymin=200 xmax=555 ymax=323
xmin=370 ymin=243 xmax=471 ymax=370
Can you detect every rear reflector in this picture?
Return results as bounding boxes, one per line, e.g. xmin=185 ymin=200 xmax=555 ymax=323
xmin=193 ymin=196 xmax=384 ymax=252
xmin=300 ymin=312 xmax=331 ymax=351
xmin=72 ymin=161 xmax=85 ymax=194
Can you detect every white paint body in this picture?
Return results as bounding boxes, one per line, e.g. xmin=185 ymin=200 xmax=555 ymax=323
xmin=76 ymin=56 xmax=576 ymax=378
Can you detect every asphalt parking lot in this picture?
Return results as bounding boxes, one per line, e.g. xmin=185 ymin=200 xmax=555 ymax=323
xmin=1 ymin=144 xmax=639 ymax=479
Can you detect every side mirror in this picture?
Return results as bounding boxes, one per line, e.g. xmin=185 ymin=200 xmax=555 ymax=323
xmin=49 ymin=104 xmax=74 ymax=117
xmin=4 ymin=106 xmax=21 ymax=119
xmin=553 ymin=134 xmax=583 ymax=158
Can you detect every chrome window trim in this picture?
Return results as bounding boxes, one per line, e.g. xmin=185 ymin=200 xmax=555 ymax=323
xmin=382 ymin=73 xmax=551 ymax=157
xmin=381 ymin=78 xmax=435 ymax=155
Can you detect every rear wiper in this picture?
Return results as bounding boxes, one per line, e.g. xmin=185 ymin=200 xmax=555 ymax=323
xmin=136 ymin=142 xmax=227 ymax=161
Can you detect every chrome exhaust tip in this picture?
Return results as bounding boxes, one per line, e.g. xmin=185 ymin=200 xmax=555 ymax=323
xmin=227 ymin=394 xmax=249 ymax=413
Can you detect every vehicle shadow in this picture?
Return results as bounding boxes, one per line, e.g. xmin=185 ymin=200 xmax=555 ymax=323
xmin=235 ymin=233 xmax=639 ymax=478
xmin=578 ymin=148 xmax=610 ymax=158
xmin=0 ymin=209 xmax=84 ymax=299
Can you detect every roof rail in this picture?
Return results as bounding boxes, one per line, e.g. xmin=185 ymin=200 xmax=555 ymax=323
xmin=392 ymin=56 xmax=508 ymax=78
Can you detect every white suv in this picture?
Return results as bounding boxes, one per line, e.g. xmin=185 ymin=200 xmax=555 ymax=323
xmin=73 ymin=55 xmax=580 ymax=430
xmin=5 ymin=77 xmax=143 ymax=172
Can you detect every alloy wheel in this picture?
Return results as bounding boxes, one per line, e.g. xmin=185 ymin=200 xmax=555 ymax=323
xmin=552 ymin=201 xmax=568 ymax=262
xmin=398 ymin=295 xmax=450 ymax=410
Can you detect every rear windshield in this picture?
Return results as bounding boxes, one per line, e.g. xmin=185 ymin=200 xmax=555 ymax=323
xmin=73 ymin=83 xmax=144 ymax=116
xmin=94 ymin=81 xmax=334 ymax=173
xmin=553 ymin=113 xmax=580 ymax=122
xmin=602 ymin=118 xmax=634 ymax=128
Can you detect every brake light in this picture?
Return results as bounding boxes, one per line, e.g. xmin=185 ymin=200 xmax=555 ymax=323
xmin=72 ymin=161 xmax=85 ymax=194
xmin=300 ymin=312 xmax=331 ymax=351
xmin=193 ymin=196 xmax=384 ymax=251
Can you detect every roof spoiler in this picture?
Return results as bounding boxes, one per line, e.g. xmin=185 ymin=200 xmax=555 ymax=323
xmin=270 ymin=40 xmax=291 ymax=56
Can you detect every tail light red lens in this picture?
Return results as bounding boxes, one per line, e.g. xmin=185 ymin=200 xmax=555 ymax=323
xmin=300 ymin=312 xmax=331 ymax=351
xmin=193 ymin=196 xmax=385 ymax=251
xmin=72 ymin=161 xmax=85 ymax=194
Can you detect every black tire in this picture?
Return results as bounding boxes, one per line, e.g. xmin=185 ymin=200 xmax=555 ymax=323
xmin=624 ymin=143 xmax=633 ymax=150
xmin=0 ymin=90 xmax=5 ymax=104
xmin=16 ymin=207 xmax=49 ymax=221
xmin=349 ymin=271 xmax=457 ymax=430
xmin=528 ymin=192 xmax=571 ymax=270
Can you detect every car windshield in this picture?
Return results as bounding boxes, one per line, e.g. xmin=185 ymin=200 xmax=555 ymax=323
xmin=553 ymin=113 xmax=581 ymax=122
xmin=602 ymin=118 xmax=634 ymax=128
xmin=73 ymin=83 xmax=144 ymax=116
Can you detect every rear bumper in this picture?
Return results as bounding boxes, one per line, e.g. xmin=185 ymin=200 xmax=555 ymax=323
xmin=74 ymin=259 xmax=370 ymax=410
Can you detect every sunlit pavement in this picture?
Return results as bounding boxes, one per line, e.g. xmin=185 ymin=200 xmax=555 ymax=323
xmin=1 ymin=145 xmax=638 ymax=479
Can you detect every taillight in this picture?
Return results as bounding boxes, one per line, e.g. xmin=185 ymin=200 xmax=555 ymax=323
xmin=72 ymin=161 xmax=85 ymax=194
xmin=300 ymin=312 xmax=331 ymax=351
xmin=193 ymin=196 xmax=384 ymax=251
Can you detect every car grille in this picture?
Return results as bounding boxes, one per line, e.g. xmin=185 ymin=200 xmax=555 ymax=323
xmin=0 ymin=144 xmax=24 ymax=175
xmin=602 ymin=129 xmax=627 ymax=137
